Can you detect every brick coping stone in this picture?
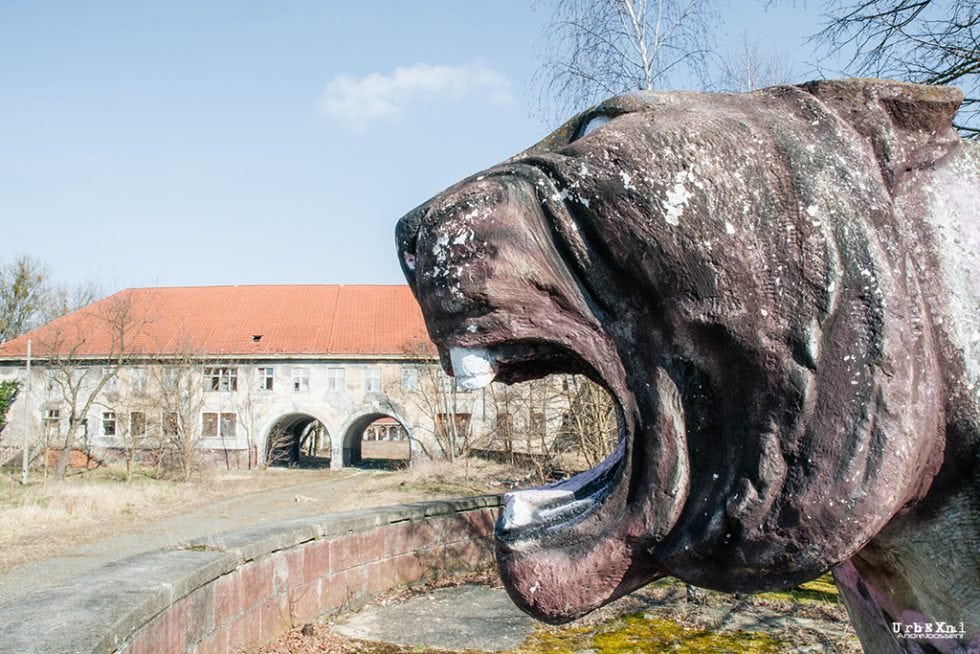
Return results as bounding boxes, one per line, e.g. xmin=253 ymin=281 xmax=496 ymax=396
xmin=0 ymin=495 xmax=503 ymax=654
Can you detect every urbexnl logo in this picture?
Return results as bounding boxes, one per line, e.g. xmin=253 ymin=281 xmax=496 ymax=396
xmin=893 ymin=621 xmax=967 ymax=641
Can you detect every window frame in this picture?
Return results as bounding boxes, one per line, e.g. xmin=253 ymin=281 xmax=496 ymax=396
xmin=130 ymin=367 xmax=147 ymax=393
xmin=204 ymin=367 xmax=238 ymax=392
xmin=102 ymin=411 xmax=116 ymax=436
xmin=364 ymin=367 xmax=382 ymax=393
xmin=202 ymin=411 xmax=237 ymax=438
xmin=292 ymin=367 xmax=310 ymax=392
xmin=326 ymin=367 xmax=346 ymax=392
xmin=44 ymin=408 xmax=61 ymax=435
xmin=130 ymin=411 xmax=147 ymax=437
xmin=163 ymin=411 xmax=180 ymax=436
xmin=400 ymin=367 xmax=418 ymax=391
xmin=256 ymin=366 xmax=274 ymax=391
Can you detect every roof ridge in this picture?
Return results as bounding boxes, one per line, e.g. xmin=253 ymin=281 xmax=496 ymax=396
xmin=117 ymin=283 xmax=410 ymax=291
xmin=0 ymin=284 xmax=434 ymax=359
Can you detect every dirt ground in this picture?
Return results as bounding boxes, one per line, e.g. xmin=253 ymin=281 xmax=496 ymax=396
xmin=257 ymin=570 xmax=862 ymax=654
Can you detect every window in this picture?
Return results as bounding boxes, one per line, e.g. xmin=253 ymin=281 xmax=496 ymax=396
xmin=205 ymin=367 xmax=238 ymax=392
xmin=220 ymin=413 xmax=236 ymax=438
xmin=130 ymin=411 xmax=146 ymax=436
xmin=400 ymin=367 xmax=418 ymax=391
xmin=163 ymin=411 xmax=180 ymax=436
xmin=130 ymin=368 xmax=147 ymax=393
xmin=327 ymin=367 xmax=345 ymax=392
xmin=101 ymin=368 xmax=118 ymax=393
xmin=70 ymin=416 xmax=88 ymax=437
xmin=257 ymin=367 xmax=274 ymax=391
xmin=202 ymin=412 xmax=237 ymax=438
xmin=495 ymin=411 xmax=513 ymax=441
xmin=531 ymin=411 xmax=546 ymax=438
xmin=102 ymin=412 xmax=116 ymax=436
xmin=292 ymin=367 xmax=310 ymax=392
xmin=364 ymin=367 xmax=382 ymax=393
xmin=44 ymin=409 xmax=61 ymax=435
xmin=161 ymin=367 xmax=180 ymax=391
xmin=202 ymin=413 xmax=217 ymax=437
xmin=436 ymin=412 xmax=471 ymax=439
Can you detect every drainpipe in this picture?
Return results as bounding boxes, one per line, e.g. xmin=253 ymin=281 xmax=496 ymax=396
xmin=21 ymin=340 xmax=31 ymax=485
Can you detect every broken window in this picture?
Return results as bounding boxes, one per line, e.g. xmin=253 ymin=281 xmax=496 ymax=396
xmin=257 ymin=367 xmax=274 ymax=391
xmin=102 ymin=412 xmax=116 ymax=436
xmin=130 ymin=411 xmax=146 ymax=436
xmin=163 ymin=411 xmax=180 ymax=436
xmin=436 ymin=412 xmax=471 ymax=439
xmin=292 ymin=367 xmax=310 ymax=392
xmin=204 ymin=367 xmax=238 ymax=392
xmin=44 ymin=408 xmax=61 ymax=436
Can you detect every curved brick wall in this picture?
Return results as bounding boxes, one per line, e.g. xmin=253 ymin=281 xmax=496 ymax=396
xmin=0 ymin=495 xmax=502 ymax=654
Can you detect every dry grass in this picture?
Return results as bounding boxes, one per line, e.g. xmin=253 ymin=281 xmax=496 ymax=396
xmin=0 ymin=467 xmax=321 ymax=570
xmin=0 ymin=457 xmax=519 ymax=573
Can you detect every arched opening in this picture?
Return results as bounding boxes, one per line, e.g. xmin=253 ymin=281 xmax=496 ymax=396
xmin=342 ymin=413 xmax=411 ymax=469
xmin=266 ymin=413 xmax=331 ymax=468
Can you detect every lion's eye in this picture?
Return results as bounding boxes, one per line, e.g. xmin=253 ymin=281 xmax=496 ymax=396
xmin=573 ymin=114 xmax=611 ymax=141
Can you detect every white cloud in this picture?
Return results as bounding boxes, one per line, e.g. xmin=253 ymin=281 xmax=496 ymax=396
xmin=318 ymin=63 xmax=512 ymax=129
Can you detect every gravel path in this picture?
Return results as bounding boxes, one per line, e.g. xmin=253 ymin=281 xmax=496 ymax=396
xmin=0 ymin=469 xmax=386 ymax=608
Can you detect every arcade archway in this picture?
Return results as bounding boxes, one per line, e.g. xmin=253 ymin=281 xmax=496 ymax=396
xmin=341 ymin=412 xmax=411 ymax=468
xmin=265 ymin=413 xmax=331 ymax=468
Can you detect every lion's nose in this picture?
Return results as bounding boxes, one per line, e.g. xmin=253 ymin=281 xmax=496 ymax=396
xmin=395 ymin=201 xmax=430 ymax=285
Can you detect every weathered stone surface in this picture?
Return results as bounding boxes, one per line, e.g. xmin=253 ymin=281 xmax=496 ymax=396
xmin=396 ymin=79 xmax=979 ymax=652
xmin=0 ymin=498 xmax=502 ymax=654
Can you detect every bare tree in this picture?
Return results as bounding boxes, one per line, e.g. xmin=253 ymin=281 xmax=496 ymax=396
xmin=41 ymin=279 xmax=104 ymax=323
xmin=147 ymin=350 xmax=211 ymax=481
xmin=37 ymin=295 xmax=145 ymax=480
xmin=396 ymin=338 xmax=470 ymax=463
xmin=238 ymin=365 xmax=263 ymax=469
xmin=413 ymin=361 xmax=474 ymax=462
xmin=713 ymin=31 xmax=799 ymax=92
xmin=98 ymin=402 xmax=155 ymax=483
xmin=556 ymin=375 xmax=619 ymax=469
xmin=534 ymin=0 xmax=720 ymax=119
xmin=812 ymin=0 xmax=978 ymax=136
xmin=485 ymin=382 xmax=522 ymax=461
xmin=0 ymin=254 xmax=50 ymax=344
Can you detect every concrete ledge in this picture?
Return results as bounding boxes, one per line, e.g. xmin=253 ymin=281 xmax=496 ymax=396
xmin=0 ymin=495 xmax=502 ymax=654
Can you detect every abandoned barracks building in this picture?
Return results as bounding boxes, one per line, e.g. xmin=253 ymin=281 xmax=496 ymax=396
xmin=0 ymin=285 xmax=486 ymax=469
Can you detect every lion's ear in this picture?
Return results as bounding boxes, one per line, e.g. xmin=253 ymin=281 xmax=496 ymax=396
xmin=797 ymin=79 xmax=963 ymax=191
xmin=800 ymin=79 xmax=962 ymax=134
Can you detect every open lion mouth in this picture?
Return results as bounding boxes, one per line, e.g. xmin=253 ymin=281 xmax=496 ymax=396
xmin=443 ymin=342 xmax=629 ymax=550
xmin=397 ymin=164 xmax=690 ymax=621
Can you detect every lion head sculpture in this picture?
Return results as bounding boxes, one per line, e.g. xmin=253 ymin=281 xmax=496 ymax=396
xmin=395 ymin=80 xmax=979 ymax=652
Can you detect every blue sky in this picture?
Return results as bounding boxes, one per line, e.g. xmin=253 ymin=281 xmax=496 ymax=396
xmin=0 ymin=1 xmax=830 ymax=291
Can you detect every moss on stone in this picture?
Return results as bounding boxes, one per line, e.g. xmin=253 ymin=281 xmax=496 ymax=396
xmin=754 ymin=573 xmax=840 ymax=604
xmin=516 ymin=613 xmax=786 ymax=654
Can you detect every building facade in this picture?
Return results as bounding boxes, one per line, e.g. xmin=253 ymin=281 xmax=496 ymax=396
xmin=0 ymin=285 xmax=501 ymax=470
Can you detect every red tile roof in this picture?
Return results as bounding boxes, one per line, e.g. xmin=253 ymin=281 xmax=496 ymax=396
xmin=0 ymin=285 xmax=435 ymax=359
